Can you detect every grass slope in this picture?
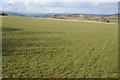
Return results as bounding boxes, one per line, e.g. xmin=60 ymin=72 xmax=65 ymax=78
xmin=2 ymin=16 xmax=118 ymax=78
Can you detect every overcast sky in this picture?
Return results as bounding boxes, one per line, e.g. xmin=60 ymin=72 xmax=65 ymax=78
xmin=0 ymin=0 xmax=119 ymax=14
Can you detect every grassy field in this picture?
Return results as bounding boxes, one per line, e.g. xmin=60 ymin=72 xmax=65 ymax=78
xmin=2 ymin=16 xmax=118 ymax=78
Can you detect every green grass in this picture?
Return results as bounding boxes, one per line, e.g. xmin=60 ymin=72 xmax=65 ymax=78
xmin=2 ymin=16 xmax=118 ymax=78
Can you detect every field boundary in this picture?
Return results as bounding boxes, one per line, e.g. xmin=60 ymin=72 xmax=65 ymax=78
xmin=36 ymin=18 xmax=117 ymax=24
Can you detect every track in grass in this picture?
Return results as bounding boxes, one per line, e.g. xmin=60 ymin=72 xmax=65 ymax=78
xmin=2 ymin=16 xmax=118 ymax=78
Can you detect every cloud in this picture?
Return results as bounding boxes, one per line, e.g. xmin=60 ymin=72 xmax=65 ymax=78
xmin=91 ymin=2 xmax=100 ymax=6
xmin=2 ymin=0 xmax=120 ymax=2
xmin=1 ymin=2 xmax=118 ymax=14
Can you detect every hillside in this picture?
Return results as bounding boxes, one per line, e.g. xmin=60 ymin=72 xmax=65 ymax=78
xmin=0 ymin=11 xmax=118 ymax=23
xmin=47 ymin=14 xmax=118 ymax=23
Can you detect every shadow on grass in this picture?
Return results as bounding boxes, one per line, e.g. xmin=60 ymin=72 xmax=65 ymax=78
xmin=2 ymin=28 xmax=23 ymax=32
xmin=2 ymin=27 xmax=23 ymax=56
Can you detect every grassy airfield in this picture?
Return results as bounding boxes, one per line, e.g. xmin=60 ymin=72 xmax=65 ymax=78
xmin=2 ymin=16 xmax=118 ymax=78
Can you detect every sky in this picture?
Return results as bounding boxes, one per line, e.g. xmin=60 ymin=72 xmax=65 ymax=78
xmin=0 ymin=0 xmax=119 ymax=14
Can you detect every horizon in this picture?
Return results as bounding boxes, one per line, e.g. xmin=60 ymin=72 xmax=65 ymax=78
xmin=1 ymin=11 xmax=118 ymax=15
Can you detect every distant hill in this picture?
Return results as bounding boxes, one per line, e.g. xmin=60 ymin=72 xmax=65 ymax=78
xmin=0 ymin=11 xmax=72 ymax=17
xmin=111 ymin=13 xmax=118 ymax=17
xmin=0 ymin=11 xmax=118 ymax=23
xmin=47 ymin=13 xmax=118 ymax=23
xmin=0 ymin=11 xmax=118 ymax=17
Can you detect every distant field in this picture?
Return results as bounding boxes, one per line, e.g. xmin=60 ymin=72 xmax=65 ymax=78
xmin=48 ymin=14 xmax=118 ymax=23
xmin=2 ymin=16 xmax=118 ymax=78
